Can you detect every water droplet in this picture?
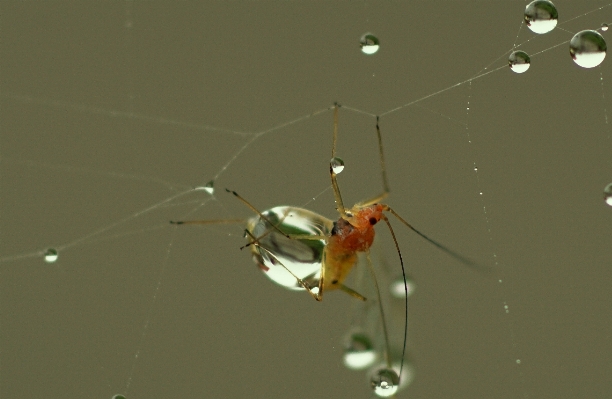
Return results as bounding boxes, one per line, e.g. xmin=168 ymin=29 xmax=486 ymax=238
xmin=473 ymin=166 xmax=478 ymax=171
xmin=389 ymin=276 xmax=416 ymax=299
xmin=330 ymin=157 xmax=345 ymax=174
xmin=516 ymin=359 xmax=522 ymax=364
xmin=604 ymin=183 xmax=612 ymax=206
xmin=203 ymin=180 xmax=214 ymax=194
xmin=112 ymin=395 xmax=126 ymax=399
xmin=360 ymin=33 xmax=380 ymax=55
xmin=570 ymin=30 xmax=607 ymax=68
xmin=508 ymin=50 xmax=531 ymax=73
xmin=343 ymin=331 xmax=377 ymax=370
xmin=524 ymin=0 xmax=558 ymax=34
xmin=370 ymin=367 xmax=399 ymax=397
xmin=602 ymin=23 xmax=609 ymax=32
xmin=44 ymin=248 xmax=58 ymax=263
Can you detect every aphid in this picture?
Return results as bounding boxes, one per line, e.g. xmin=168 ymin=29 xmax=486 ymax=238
xmin=172 ymin=103 xmax=477 ymax=396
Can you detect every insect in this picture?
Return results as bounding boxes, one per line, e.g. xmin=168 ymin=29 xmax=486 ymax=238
xmin=172 ymin=103 xmax=478 ymax=397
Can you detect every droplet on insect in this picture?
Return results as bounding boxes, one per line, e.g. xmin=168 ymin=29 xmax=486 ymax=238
xmin=508 ymin=50 xmax=531 ymax=73
xmin=604 ymin=183 xmax=612 ymax=206
xmin=330 ymin=157 xmax=345 ymax=174
xmin=370 ymin=367 xmax=399 ymax=397
xmin=343 ymin=331 xmax=377 ymax=370
xmin=112 ymin=395 xmax=126 ymax=399
xmin=389 ymin=276 xmax=415 ymax=299
xmin=360 ymin=33 xmax=380 ymax=55
xmin=570 ymin=30 xmax=607 ymax=68
xmin=602 ymin=23 xmax=609 ymax=32
xmin=44 ymin=248 xmax=58 ymax=263
xmin=524 ymin=0 xmax=558 ymax=34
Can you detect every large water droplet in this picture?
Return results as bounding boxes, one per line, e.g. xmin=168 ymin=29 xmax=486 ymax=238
xmin=44 ymin=248 xmax=58 ymax=263
xmin=524 ymin=0 xmax=558 ymax=34
xmin=604 ymin=183 xmax=612 ymax=206
xmin=330 ymin=157 xmax=345 ymax=174
xmin=370 ymin=367 xmax=399 ymax=397
xmin=360 ymin=33 xmax=380 ymax=55
xmin=343 ymin=331 xmax=377 ymax=370
xmin=508 ymin=50 xmax=531 ymax=73
xmin=570 ymin=30 xmax=607 ymax=68
xmin=389 ymin=276 xmax=416 ymax=299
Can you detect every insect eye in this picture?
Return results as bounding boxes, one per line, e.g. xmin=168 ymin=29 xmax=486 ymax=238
xmin=369 ymin=217 xmax=377 ymax=225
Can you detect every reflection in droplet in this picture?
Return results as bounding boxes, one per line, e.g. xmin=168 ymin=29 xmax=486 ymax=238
xmin=602 ymin=23 xmax=609 ymax=32
xmin=508 ymin=50 xmax=531 ymax=73
xmin=570 ymin=30 xmax=607 ymax=68
xmin=360 ymin=33 xmax=380 ymax=55
xmin=44 ymin=248 xmax=58 ymax=263
xmin=343 ymin=330 xmax=377 ymax=370
xmin=604 ymin=183 xmax=612 ymax=206
xmin=370 ymin=367 xmax=399 ymax=397
xmin=524 ymin=0 xmax=558 ymax=34
xmin=389 ymin=276 xmax=415 ymax=298
xmin=330 ymin=157 xmax=345 ymax=174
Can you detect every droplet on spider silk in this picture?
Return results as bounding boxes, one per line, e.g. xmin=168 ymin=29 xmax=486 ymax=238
xmin=370 ymin=367 xmax=399 ymax=397
xmin=570 ymin=30 xmax=607 ymax=68
xmin=44 ymin=248 xmax=58 ymax=263
xmin=343 ymin=330 xmax=377 ymax=370
xmin=331 ymin=157 xmax=345 ymax=174
xmin=195 ymin=180 xmax=215 ymax=194
xmin=601 ymin=23 xmax=609 ymax=32
xmin=524 ymin=0 xmax=558 ymax=34
xmin=360 ymin=33 xmax=380 ymax=55
xmin=508 ymin=50 xmax=531 ymax=73
xmin=390 ymin=276 xmax=416 ymax=298
xmin=604 ymin=183 xmax=612 ymax=206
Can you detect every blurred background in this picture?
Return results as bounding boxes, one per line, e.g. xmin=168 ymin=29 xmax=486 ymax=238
xmin=1 ymin=2 xmax=611 ymax=398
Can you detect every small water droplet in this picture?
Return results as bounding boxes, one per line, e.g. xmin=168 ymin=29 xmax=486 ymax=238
xmin=343 ymin=331 xmax=377 ymax=370
xmin=203 ymin=180 xmax=214 ymax=195
xmin=360 ymin=33 xmax=380 ymax=55
xmin=370 ymin=367 xmax=399 ymax=397
xmin=330 ymin=157 xmax=345 ymax=174
xmin=112 ymin=395 xmax=126 ymax=399
xmin=389 ymin=276 xmax=416 ymax=299
xmin=473 ymin=166 xmax=478 ymax=171
xmin=602 ymin=23 xmax=609 ymax=32
xmin=516 ymin=359 xmax=522 ymax=364
xmin=508 ymin=50 xmax=531 ymax=73
xmin=44 ymin=248 xmax=58 ymax=263
xmin=604 ymin=183 xmax=612 ymax=206
xmin=524 ymin=0 xmax=558 ymax=34
xmin=570 ymin=30 xmax=607 ymax=68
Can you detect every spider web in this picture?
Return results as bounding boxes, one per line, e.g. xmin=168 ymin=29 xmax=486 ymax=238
xmin=1 ymin=2 xmax=611 ymax=398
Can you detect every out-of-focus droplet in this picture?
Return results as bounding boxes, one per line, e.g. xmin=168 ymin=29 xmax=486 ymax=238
xmin=360 ymin=33 xmax=380 ymax=55
xmin=524 ymin=0 xmax=558 ymax=34
xmin=508 ymin=50 xmax=531 ymax=73
xmin=343 ymin=330 xmax=377 ymax=370
xmin=604 ymin=182 xmax=612 ymax=206
xmin=389 ymin=276 xmax=416 ymax=299
xmin=570 ymin=30 xmax=607 ymax=68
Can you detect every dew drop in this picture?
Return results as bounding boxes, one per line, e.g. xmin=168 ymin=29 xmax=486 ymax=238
xmin=524 ymin=0 xmax=558 ymax=34
xmin=330 ymin=157 xmax=345 ymax=174
xmin=602 ymin=23 xmax=609 ymax=32
xmin=570 ymin=30 xmax=607 ymax=68
xmin=389 ymin=276 xmax=416 ymax=299
xmin=44 ymin=248 xmax=58 ymax=263
xmin=370 ymin=367 xmax=400 ymax=397
xmin=473 ymin=166 xmax=478 ymax=171
xmin=203 ymin=180 xmax=215 ymax=194
xmin=508 ymin=50 xmax=531 ymax=73
xmin=604 ymin=183 xmax=612 ymax=206
xmin=343 ymin=331 xmax=377 ymax=370
xmin=516 ymin=359 xmax=522 ymax=364
xmin=360 ymin=33 xmax=380 ymax=55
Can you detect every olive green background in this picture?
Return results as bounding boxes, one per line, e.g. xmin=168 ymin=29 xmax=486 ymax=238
xmin=1 ymin=2 xmax=611 ymax=398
